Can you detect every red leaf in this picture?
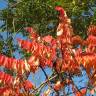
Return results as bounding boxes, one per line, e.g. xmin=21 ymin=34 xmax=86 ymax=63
xmin=55 ymin=6 xmax=66 ymax=17
xmin=86 ymin=35 xmax=96 ymax=46
xmin=0 ymin=71 xmax=13 ymax=85
xmin=75 ymin=88 xmax=86 ymax=96
xmin=42 ymin=35 xmax=53 ymax=43
xmin=72 ymin=35 xmax=83 ymax=45
xmin=87 ymin=25 xmax=96 ymax=36
xmin=24 ymin=27 xmax=34 ymax=34
xmin=0 ymin=54 xmax=29 ymax=74
xmin=24 ymin=27 xmax=38 ymax=39
xmin=54 ymin=81 xmax=64 ymax=91
xmin=0 ymin=87 xmax=12 ymax=95
xmin=23 ymin=80 xmax=34 ymax=90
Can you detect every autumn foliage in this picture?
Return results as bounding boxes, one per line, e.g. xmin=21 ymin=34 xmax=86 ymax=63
xmin=0 ymin=6 xmax=96 ymax=96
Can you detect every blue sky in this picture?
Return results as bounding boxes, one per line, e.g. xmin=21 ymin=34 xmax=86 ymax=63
xmin=0 ymin=0 xmax=7 ymax=9
xmin=0 ymin=1 xmax=7 ymax=26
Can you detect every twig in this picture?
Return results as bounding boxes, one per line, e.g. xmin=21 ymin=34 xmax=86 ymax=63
xmin=69 ymin=74 xmax=83 ymax=95
xmin=32 ymin=74 xmax=58 ymax=93
xmin=66 ymin=87 xmax=87 ymax=96
xmin=40 ymin=65 xmax=48 ymax=79
xmin=9 ymin=1 xmax=22 ymax=8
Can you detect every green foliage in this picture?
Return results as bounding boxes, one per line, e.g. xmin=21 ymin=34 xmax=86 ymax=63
xmin=35 ymin=93 xmax=40 ymax=96
xmin=0 ymin=0 xmax=58 ymax=36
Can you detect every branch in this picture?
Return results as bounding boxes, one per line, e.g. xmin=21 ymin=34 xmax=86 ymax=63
xmin=66 ymin=87 xmax=87 ymax=96
xmin=32 ymin=74 xmax=58 ymax=94
xmin=9 ymin=1 xmax=22 ymax=8
xmin=40 ymin=65 xmax=48 ymax=79
xmin=69 ymin=74 xmax=84 ymax=96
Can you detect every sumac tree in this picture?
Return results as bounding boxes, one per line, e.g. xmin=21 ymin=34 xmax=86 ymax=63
xmin=0 ymin=6 xmax=96 ymax=96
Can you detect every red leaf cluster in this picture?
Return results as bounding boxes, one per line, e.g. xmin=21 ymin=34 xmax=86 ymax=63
xmin=22 ymin=80 xmax=34 ymax=90
xmin=87 ymin=25 xmax=96 ymax=36
xmin=18 ymin=39 xmax=56 ymax=68
xmin=75 ymin=88 xmax=86 ymax=96
xmin=0 ymin=71 xmax=13 ymax=86
xmin=0 ymin=55 xmax=29 ymax=74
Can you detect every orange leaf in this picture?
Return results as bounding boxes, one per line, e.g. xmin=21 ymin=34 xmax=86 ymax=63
xmin=75 ymin=88 xmax=86 ymax=96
